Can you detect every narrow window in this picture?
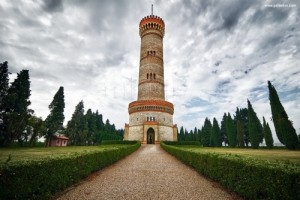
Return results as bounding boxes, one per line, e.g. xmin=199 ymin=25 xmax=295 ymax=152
xmin=154 ymin=74 xmax=156 ymax=79
xmin=150 ymin=73 xmax=152 ymax=80
xmin=147 ymin=73 xmax=149 ymax=79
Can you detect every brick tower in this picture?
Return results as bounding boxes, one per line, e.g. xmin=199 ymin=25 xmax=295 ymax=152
xmin=124 ymin=10 xmax=177 ymax=144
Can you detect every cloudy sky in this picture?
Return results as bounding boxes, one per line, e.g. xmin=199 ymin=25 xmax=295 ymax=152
xmin=1 ymin=0 xmax=299 ymax=143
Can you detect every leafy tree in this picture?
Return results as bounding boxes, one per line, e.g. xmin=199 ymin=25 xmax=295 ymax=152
xmin=226 ymin=113 xmax=236 ymax=147
xmin=268 ymin=81 xmax=299 ymax=150
xmin=263 ymin=117 xmax=274 ymax=149
xmin=210 ymin=118 xmax=222 ymax=147
xmin=44 ymin=87 xmax=65 ymax=146
xmin=1 ymin=70 xmax=31 ymax=146
xmin=202 ymin=118 xmax=212 ymax=146
xmin=248 ymin=100 xmax=263 ymax=149
xmin=220 ymin=113 xmax=228 ymax=146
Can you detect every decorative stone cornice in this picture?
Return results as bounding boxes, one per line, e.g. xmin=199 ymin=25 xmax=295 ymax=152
xmin=128 ymin=100 xmax=174 ymax=115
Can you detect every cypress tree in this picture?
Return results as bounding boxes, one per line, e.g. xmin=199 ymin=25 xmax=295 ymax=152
xmin=2 ymin=70 xmax=31 ymax=146
xmin=202 ymin=118 xmax=212 ymax=146
xmin=263 ymin=117 xmax=274 ymax=148
xmin=236 ymin=119 xmax=244 ymax=147
xmin=235 ymin=108 xmax=245 ymax=147
xmin=65 ymin=101 xmax=87 ymax=145
xmin=0 ymin=61 xmax=9 ymax=145
xmin=45 ymin=86 xmax=65 ymax=146
xmin=239 ymin=108 xmax=249 ymax=147
xmin=194 ymin=127 xmax=199 ymax=142
xmin=210 ymin=118 xmax=222 ymax=147
xmin=226 ymin=113 xmax=236 ymax=147
xmin=248 ymin=100 xmax=262 ymax=148
xmin=268 ymin=81 xmax=299 ymax=149
xmin=179 ymin=126 xmax=184 ymax=142
xmin=220 ymin=113 xmax=227 ymax=146
xmin=197 ymin=129 xmax=202 ymax=144
xmin=184 ymin=129 xmax=189 ymax=141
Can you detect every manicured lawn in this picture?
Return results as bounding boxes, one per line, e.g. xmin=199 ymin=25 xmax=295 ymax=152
xmin=0 ymin=145 xmax=129 ymax=163
xmin=174 ymin=146 xmax=300 ymax=164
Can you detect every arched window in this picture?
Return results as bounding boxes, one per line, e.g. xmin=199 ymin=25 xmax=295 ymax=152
xmin=153 ymin=117 xmax=155 ymax=121
xmin=154 ymin=74 xmax=156 ymax=79
xmin=147 ymin=73 xmax=149 ymax=79
xmin=154 ymin=51 xmax=156 ymax=56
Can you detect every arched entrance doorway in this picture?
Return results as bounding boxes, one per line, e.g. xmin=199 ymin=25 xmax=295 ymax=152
xmin=147 ymin=128 xmax=155 ymax=144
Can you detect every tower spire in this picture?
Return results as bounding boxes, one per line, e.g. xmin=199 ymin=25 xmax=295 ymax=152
xmin=151 ymin=4 xmax=153 ymax=15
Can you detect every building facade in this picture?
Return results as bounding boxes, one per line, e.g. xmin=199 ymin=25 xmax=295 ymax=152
xmin=124 ymin=14 xmax=177 ymax=144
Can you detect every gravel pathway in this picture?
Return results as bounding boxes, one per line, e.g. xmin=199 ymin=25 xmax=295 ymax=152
xmin=56 ymin=145 xmax=241 ymax=200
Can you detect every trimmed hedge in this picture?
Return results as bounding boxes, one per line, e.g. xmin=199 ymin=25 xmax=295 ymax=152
xmin=0 ymin=142 xmax=140 ymax=199
xmin=163 ymin=141 xmax=201 ymax=146
xmin=161 ymin=142 xmax=300 ymax=200
xmin=101 ymin=140 xmax=138 ymax=145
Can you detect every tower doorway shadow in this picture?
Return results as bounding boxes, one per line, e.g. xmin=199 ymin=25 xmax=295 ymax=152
xmin=147 ymin=128 xmax=155 ymax=144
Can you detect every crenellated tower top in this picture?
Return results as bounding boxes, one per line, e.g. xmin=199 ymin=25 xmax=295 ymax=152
xmin=139 ymin=15 xmax=165 ymax=38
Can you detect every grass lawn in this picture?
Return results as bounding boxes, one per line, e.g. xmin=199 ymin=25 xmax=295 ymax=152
xmin=0 ymin=145 xmax=129 ymax=163
xmin=175 ymin=146 xmax=300 ymax=164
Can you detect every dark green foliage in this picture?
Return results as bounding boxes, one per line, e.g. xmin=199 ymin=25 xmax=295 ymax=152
xmin=226 ymin=113 xmax=236 ymax=147
xmin=235 ymin=108 xmax=245 ymax=147
xmin=0 ymin=142 xmax=140 ymax=199
xmin=0 ymin=61 xmax=9 ymax=146
xmin=210 ymin=118 xmax=222 ymax=147
xmin=263 ymin=117 xmax=274 ymax=149
xmin=1 ymin=70 xmax=31 ymax=146
xmin=101 ymin=140 xmax=138 ymax=145
xmin=162 ymin=141 xmax=201 ymax=146
xmin=0 ymin=61 xmax=9 ymax=104
xmin=202 ymin=118 xmax=212 ymax=147
xmin=220 ymin=113 xmax=228 ymax=146
xmin=268 ymin=81 xmax=299 ymax=150
xmin=236 ymin=119 xmax=244 ymax=147
xmin=65 ymin=101 xmax=88 ymax=145
xmin=248 ymin=100 xmax=263 ymax=149
xmin=65 ymin=103 xmax=123 ymax=145
xmin=45 ymin=87 xmax=65 ymax=146
xmin=161 ymin=142 xmax=300 ymax=200
xmin=239 ymin=108 xmax=249 ymax=147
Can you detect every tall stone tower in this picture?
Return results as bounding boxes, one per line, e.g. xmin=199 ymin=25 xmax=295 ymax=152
xmin=124 ymin=11 xmax=177 ymax=144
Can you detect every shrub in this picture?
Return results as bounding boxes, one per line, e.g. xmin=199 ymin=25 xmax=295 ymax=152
xmin=101 ymin=140 xmax=138 ymax=145
xmin=163 ymin=141 xmax=201 ymax=146
xmin=161 ymin=142 xmax=300 ymax=200
xmin=0 ymin=142 xmax=140 ymax=199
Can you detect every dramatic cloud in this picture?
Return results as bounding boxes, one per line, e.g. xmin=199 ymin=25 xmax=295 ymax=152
xmin=0 ymin=0 xmax=299 ymax=143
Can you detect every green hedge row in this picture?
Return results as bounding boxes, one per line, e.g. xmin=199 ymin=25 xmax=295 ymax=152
xmin=163 ymin=141 xmax=201 ymax=146
xmin=0 ymin=142 xmax=140 ymax=200
xmin=161 ymin=142 xmax=300 ymax=200
xmin=101 ymin=140 xmax=138 ymax=145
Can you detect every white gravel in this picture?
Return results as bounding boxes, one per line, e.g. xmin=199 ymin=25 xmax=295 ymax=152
xmin=55 ymin=144 xmax=242 ymax=200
